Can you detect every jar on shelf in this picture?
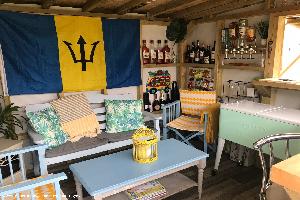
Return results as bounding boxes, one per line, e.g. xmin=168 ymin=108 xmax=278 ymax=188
xmin=246 ymin=26 xmax=256 ymax=43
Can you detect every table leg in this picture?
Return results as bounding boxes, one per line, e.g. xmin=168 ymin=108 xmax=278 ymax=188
xmin=213 ymin=138 xmax=225 ymax=173
xmin=198 ymin=159 xmax=206 ymax=199
xmin=154 ymin=119 xmax=161 ymax=140
xmin=74 ymin=175 xmax=83 ymax=200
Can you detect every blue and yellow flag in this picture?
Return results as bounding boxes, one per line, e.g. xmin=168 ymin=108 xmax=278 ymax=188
xmin=55 ymin=16 xmax=106 ymax=92
xmin=0 ymin=11 xmax=141 ymax=95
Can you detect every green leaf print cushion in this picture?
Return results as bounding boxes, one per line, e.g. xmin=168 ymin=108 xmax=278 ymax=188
xmin=105 ymin=100 xmax=144 ymax=133
xmin=27 ymin=107 xmax=68 ymax=149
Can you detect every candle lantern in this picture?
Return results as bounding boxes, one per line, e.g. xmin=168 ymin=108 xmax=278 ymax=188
xmin=132 ymin=127 xmax=158 ymax=164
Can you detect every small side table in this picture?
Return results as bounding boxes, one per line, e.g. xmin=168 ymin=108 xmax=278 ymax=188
xmin=143 ymin=111 xmax=162 ymax=140
xmin=0 ymin=137 xmax=23 ymax=152
xmin=270 ymin=154 xmax=300 ymax=194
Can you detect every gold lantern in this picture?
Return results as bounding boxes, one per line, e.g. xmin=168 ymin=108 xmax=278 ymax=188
xmin=132 ymin=127 xmax=158 ymax=164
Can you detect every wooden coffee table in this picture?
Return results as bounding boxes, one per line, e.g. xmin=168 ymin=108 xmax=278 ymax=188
xmin=70 ymin=139 xmax=208 ymax=200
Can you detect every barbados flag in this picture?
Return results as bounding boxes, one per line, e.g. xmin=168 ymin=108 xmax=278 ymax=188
xmin=0 ymin=11 xmax=140 ymax=95
xmin=55 ymin=16 xmax=107 ymax=92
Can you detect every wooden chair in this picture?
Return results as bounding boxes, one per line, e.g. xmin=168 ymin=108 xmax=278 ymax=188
xmin=0 ymin=145 xmax=67 ymax=200
xmin=253 ymin=133 xmax=300 ymax=200
xmin=162 ymin=90 xmax=217 ymax=153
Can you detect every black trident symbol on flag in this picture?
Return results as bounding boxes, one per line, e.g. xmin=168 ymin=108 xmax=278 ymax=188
xmin=63 ymin=35 xmax=99 ymax=71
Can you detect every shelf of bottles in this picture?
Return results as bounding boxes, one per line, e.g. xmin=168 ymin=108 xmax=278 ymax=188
xmin=221 ymin=64 xmax=264 ymax=72
xmin=184 ymin=40 xmax=216 ymax=65
xmin=221 ymin=19 xmax=266 ymax=70
xmin=183 ymin=40 xmax=216 ymax=91
xmin=141 ymin=39 xmax=176 ymax=66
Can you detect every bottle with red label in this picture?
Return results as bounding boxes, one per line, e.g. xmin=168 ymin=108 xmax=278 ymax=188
xmin=149 ymin=40 xmax=157 ymax=64
xmin=163 ymin=40 xmax=171 ymax=64
xmin=142 ymin=40 xmax=150 ymax=64
xmin=157 ymin=40 xmax=164 ymax=64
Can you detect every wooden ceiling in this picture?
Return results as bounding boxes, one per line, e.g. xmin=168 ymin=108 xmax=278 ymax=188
xmin=0 ymin=0 xmax=267 ymax=21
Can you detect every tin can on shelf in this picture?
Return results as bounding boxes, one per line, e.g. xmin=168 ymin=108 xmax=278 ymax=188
xmin=238 ymin=19 xmax=248 ymax=38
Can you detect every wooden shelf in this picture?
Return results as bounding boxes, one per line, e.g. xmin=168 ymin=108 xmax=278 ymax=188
xmin=143 ymin=63 xmax=176 ymax=68
xmin=222 ymin=64 xmax=264 ymax=72
xmin=252 ymin=79 xmax=300 ymax=91
xmin=104 ymin=172 xmax=197 ymax=200
xmin=180 ymin=63 xmax=215 ymax=69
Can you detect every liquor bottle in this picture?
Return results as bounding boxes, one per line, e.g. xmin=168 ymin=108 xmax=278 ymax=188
xmin=152 ymin=93 xmax=161 ymax=111
xmin=204 ymin=45 xmax=211 ymax=64
xmin=190 ymin=42 xmax=196 ymax=63
xmin=142 ymin=40 xmax=150 ymax=64
xmin=195 ymin=40 xmax=201 ymax=63
xmin=143 ymin=92 xmax=151 ymax=112
xmin=210 ymin=41 xmax=216 ymax=64
xmin=163 ymin=40 xmax=171 ymax=64
xmin=166 ymin=92 xmax=171 ymax=104
xmin=185 ymin=45 xmax=191 ymax=63
xmin=159 ymin=91 xmax=166 ymax=109
xmin=200 ymin=43 xmax=206 ymax=64
xmin=149 ymin=40 xmax=157 ymax=64
xmin=157 ymin=40 xmax=164 ymax=64
xmin=171 ymin=81 xmax=180 ymax=102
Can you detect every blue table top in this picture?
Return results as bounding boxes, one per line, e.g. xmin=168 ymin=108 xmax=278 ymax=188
xmin=69 ymin=139 xmax=208 ymax=196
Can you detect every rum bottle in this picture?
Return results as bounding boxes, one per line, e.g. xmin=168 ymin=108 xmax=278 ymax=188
xmin=159 ymin=91 xmax=166 ymax=109
xmin=143 ymin=92 xmax=151 ymax=112
xmin=195 ymin=40 xmax=201 ymax=63
xmin=185 ymin=45 xmax=191 ymax=63
xmin=149 ymin=40 xmax=157 ymax=64
xmin=142 ymin=40 xmax=150 ymax=64
xmin=204 ymin=45 xmax=211 ymax=64
xmin=157 ymin=40 xmax=164 ymax=64
xmin=163 ymin=40 xmax=171 ymax=64
xmin=200 ymin=43 xmax=205 ymax=64
xmin=152 ymin=93 xmax=161 ymax=111
xmin=211 ymin=41 xmax=216 ymax=64
xmin=190 ymin=42 xmax=196 ymax=63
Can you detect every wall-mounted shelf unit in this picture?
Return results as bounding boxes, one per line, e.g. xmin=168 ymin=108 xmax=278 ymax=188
xmin=180 ymin=63 xmax=215 ymax=69
xmin=143 ymin=63 xmax=176 ymax=68
xmin=252 ymin=79 xmax=300 ymax=91
xmin=222 ymin=64 xmax=264 ymax=72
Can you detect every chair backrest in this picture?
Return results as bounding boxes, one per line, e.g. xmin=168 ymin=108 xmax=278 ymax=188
xmin=26 ymin=91 xmax=136 ymax=133
xmin=180 ymin=90 xmax=216 ymax=116
xmin=0 ymin=145 xmax=67 ymax=200
xmin=0 ymin=145 xmax=48 ymax=187
xmin=253 ymin=133 xmax=300 ymax=198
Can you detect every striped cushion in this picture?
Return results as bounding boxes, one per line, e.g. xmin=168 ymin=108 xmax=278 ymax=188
xmin=180 ymin=90 xmax=216 ymax=116
xmin=167 ymin=115 xmax=203 ymax=132
xmin=51 ymin=94 xmax=100 ymax=142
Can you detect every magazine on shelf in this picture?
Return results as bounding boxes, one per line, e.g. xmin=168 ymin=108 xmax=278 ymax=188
xmin=126 ymin=180 xmax=166 ymax=200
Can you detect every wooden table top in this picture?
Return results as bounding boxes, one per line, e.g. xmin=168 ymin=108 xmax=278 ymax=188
xmin=270 ymin=154 xmax=300 ymax=194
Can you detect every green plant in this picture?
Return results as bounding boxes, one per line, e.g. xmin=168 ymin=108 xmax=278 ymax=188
xmin=0 ymin=97 xmax=23 ymax=140
xmin=166 ymin=18 xmax=187 ymax=43
xmin=257 ymin=21 xmax=269 ymax=39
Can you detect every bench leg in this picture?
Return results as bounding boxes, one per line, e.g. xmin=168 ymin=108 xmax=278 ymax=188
xmin=74 ymin=175 xmax=83 ymax=200
xmin=198 ymin=159 xmax=206 ymax=199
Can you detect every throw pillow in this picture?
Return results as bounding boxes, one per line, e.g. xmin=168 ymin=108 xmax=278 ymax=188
xmin=105 ymin=100 xmax=144 ymax=133
xmin=50 ymin=94 xmax=100 ymax=142
xmin=27 ymin=107 xmax=68 ymax=149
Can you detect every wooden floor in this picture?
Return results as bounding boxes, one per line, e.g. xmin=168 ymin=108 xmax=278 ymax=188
xmin=57 ymin=149 xmax=262 ymax=200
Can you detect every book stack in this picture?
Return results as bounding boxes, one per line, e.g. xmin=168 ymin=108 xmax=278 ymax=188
xmin=126 ymin=180 xmax=167 ymax=200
